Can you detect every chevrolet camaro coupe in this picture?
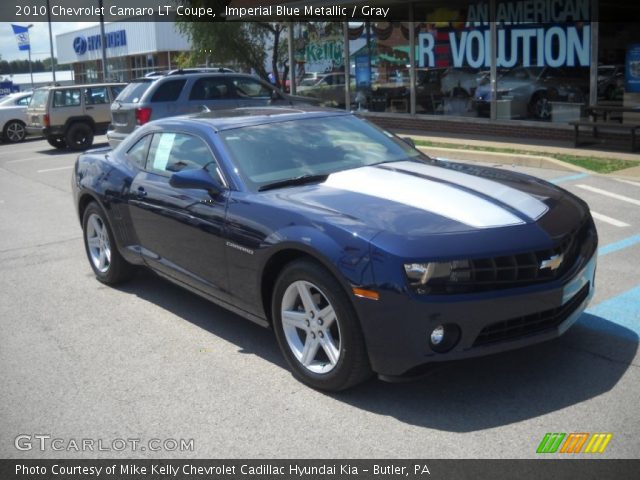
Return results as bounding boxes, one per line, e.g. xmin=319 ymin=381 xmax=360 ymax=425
xmin=72 ymin=108 xmax=597 ymax=391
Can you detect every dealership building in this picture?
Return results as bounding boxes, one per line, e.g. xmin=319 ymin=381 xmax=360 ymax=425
xmin=56 ymin=1 xmax=639 ymax=144
xmin=56 ymin=21 xmax=191 ymax=83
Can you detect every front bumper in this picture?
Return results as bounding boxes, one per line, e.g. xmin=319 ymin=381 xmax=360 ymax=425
xmin=355 ymin=252 xmax=597 ymax=377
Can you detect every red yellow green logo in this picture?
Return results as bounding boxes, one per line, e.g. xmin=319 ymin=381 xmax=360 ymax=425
xmin=537 ymin=433 xmax=612 ymax=454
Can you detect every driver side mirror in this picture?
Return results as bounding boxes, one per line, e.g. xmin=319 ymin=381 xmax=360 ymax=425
xmin=271 ymin=89 xmax=283 ymax=101
xmin=169 ymin=168 xmax=223 ymax=196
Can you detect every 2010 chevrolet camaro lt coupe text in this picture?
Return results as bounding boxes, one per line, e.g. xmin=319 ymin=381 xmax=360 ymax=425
xmin=72 ymin=108 xmax=597 ymax=391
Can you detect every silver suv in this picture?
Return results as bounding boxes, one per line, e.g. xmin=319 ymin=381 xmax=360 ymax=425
xmin=26 ymin=83 xmax=125 ymax=150
xmin=107 ymin=70 xmax=318 ymax=148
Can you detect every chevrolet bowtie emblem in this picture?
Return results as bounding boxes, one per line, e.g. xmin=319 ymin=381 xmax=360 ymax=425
xmin=540 ymin=253 xmax=564 ymax=271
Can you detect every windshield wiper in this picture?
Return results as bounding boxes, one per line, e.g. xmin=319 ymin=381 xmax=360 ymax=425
xmin=258 ymin=174 xmax=328 ymax=192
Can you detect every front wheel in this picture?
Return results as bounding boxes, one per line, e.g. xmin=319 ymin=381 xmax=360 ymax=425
xmin=272 ymin=259 xmax=371 ymax=391
xmin=3 ymin=120 xmax=26 ymax=143
xmin=82 ymin=202 xmax=133 ymax=284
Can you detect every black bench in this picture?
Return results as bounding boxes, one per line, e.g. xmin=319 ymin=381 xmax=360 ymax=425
xmin=569 ymin=120 xmax=640 ymax=152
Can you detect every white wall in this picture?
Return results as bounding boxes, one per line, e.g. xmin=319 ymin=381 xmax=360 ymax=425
xmin=56 ymin=21 xmax=191 ymax=65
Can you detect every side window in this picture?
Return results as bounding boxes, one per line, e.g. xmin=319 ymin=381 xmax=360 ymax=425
xmin=150 ymin=80 xmax=186 ymax=102
xmin=110 ymin=85 xmax=124 ymax=100
xmin=125 ymin=134 xmax=151 ymax=169
xmin=189 ymin=77 xmax=231 ymax=100
xmin=84 ymin=87 xmax=109 ymax=105
xmin=17 ymin=96 xmax=31 ymax=106
xmin=147 ymin=132 xmax=223 ymax=183
xmin=231 ymin=77 xmax=272 ymax=98
xmin=53 ymin=89 xmax=81 ymax=107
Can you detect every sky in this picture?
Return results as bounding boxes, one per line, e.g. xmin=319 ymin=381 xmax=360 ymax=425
xmin=0 ymin=22 xmax=99 ymax=62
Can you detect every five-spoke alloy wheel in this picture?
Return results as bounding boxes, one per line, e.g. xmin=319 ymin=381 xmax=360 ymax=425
xmin=3 ymin=120 xmax=26 ymax=143
xmin=273 ymin=259 xmax=371 ymax=391
xmin=82 ymin=202 xmax=133 ymax=284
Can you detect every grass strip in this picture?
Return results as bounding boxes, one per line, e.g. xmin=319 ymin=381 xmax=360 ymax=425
xmin=412 ymin=139 xmax=638 ymax=173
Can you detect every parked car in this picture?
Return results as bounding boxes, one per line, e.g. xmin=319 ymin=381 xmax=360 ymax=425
xmin=597 ymin=65 xmax=624 ymax=101
xmin=474 ymin=66 xmax=588 ymax=120
xmin=73 ymin=107 xmax=597 ymax=391
xmin=26 ymin=83 xmax=125 ymax=150
xmin=0 ymin=91 xmax=32 ymax=143
xmin=107 ymin=71 xmax=319 ymax=148
xmin=296 ymin=72 xmax=356 ymax=107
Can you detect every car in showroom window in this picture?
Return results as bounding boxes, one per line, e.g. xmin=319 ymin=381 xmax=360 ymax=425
xmin=73 ymin=107 xmax=598 ymax=391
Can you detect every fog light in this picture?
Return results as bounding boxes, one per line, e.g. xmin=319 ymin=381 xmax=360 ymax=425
xmin=429 ymin=324 xmax=461 ymax=353
xmin=430 ymin=325 xmax=445 ymax=345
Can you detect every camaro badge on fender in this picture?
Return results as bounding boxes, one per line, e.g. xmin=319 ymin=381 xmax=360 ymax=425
xmin=540 ymin=254 xmax=564 ymax=271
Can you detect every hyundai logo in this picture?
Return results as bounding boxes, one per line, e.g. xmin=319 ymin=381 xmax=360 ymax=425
xmin=540 ymin=253 xmax=564 ymax=271
xmin=73 ymin=36 xmax=87 ymax=55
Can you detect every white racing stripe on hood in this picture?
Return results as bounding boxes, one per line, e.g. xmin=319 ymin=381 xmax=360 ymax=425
xmin=390 ymin=161 xmax=549 ymax=220
xmin=323 ymin=166 xmax=526 ymax=228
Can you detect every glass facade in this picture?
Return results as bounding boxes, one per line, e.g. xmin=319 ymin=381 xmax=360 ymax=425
xmin=288 ymin=1 xmax=639 ymax=126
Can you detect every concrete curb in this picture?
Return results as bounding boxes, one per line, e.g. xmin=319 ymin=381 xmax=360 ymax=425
xmin=416 ymin=146 xmax=589 ymax=173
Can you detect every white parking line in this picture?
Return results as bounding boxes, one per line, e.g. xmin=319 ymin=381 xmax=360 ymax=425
xmin=575 ymin=184 xmax=640 ymax=207
xmin=614 ymin=178 xmax=640 ymax=188
xmin=37 ymin=165 xmax=74 ymax=173
xmin=590 ymin=211 xmax=630 ymax=227
xmin=5 ymin=156 xmax=70 ymax=164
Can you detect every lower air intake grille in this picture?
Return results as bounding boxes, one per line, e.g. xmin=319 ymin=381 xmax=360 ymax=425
xmin=473 ymin=282 xmax=590 ymax=347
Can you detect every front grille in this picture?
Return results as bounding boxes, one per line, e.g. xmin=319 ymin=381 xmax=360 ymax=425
xmin=473 ymin=282 xmax=590 ymax=347
xmin=424 ymin=217 xmax=595 ymax=294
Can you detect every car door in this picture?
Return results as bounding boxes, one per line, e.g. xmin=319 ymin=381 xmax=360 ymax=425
xmin=128 ymin=130 xmax=230 ymax=298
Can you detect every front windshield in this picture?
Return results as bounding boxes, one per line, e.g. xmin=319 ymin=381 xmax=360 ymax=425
xmin=219 ymin=114 xmax=422 ymax=190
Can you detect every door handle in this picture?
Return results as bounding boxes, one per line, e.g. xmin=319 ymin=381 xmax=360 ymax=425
xmin=136 ymin=186 xmax=147 ymax=198
xmin=85 ymin=106 xmax=94 ymax=110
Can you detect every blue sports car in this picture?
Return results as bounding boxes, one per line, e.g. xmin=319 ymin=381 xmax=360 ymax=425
xmin=72 ymin=107 xmax=597 ymax=391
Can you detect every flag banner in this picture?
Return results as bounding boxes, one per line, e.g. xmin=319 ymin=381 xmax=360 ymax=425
xmin=11 ymin=24 xmax=30 ymax=51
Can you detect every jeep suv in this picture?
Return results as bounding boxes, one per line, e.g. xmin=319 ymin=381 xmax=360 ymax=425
xmin=26 ymin=83 xmax=125 ymax=150
xmin=107 ymin=70 xmax=318 ymax=148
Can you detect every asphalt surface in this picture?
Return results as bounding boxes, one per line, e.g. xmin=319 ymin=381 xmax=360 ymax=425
xmin=0 ymin=137 xmax=638 ymax=459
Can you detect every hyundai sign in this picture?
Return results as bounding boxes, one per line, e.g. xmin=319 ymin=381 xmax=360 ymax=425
xmin=73 ymin=30 xmax=127 ymax=56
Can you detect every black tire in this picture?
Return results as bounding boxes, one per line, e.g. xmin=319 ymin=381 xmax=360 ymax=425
xmin=66 ymin=123 xmax=94 ymax=151
xmin=3 ymin=120 xmax=26 ymax=143
xmin=82 ymin=202 xmax=134 ymax=285
xmin=47 ymin=136 xmax=67 ymax=149
xmin=529 ymin=92 xmax=551 ymax=120
xmin=272 ymin=259 xmax=372 ymax=391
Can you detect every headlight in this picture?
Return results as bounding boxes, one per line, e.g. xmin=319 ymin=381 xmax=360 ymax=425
xmin=404 ymin=260 xmax=472 ymax=291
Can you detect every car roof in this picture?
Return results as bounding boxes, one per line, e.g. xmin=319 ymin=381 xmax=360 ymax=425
xmin=34 ymin=83 xmax=126 ymax=91
xmin=151 ymin=107 xmax=352 ymax=132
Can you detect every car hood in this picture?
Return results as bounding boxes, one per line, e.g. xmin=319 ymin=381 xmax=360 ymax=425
xmin=261 ymin=159 xmax=589 ymax=257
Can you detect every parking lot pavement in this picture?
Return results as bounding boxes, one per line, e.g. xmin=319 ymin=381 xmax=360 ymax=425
xmin=0 ymin=139 xmax=638 ymax=459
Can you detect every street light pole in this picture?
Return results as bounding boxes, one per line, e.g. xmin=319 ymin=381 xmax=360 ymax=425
xmin=46 ymin=0 xmax=56 ymax=83
xmin=26 ymin=24 xmax=34 ymax=89
xmin=98 ymin=0 xmax=108 ymax=81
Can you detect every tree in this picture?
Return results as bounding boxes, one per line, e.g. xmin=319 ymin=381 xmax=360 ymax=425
xmin=177 ymin=2 xmax=290 ymax=88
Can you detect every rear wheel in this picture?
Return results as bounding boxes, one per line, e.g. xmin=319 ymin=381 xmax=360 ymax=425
xmin=82 ymin=202 xmax=133 ymax=284
xmin=3 ymin=120 xmax=26 ymax=143
xmin=66 ymin=123 xmax=94 ymax=151
xmin=272 ymin=259 xmax=371 ymax=391
xmin=47 ymin=136 xmax=67 ymax=149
